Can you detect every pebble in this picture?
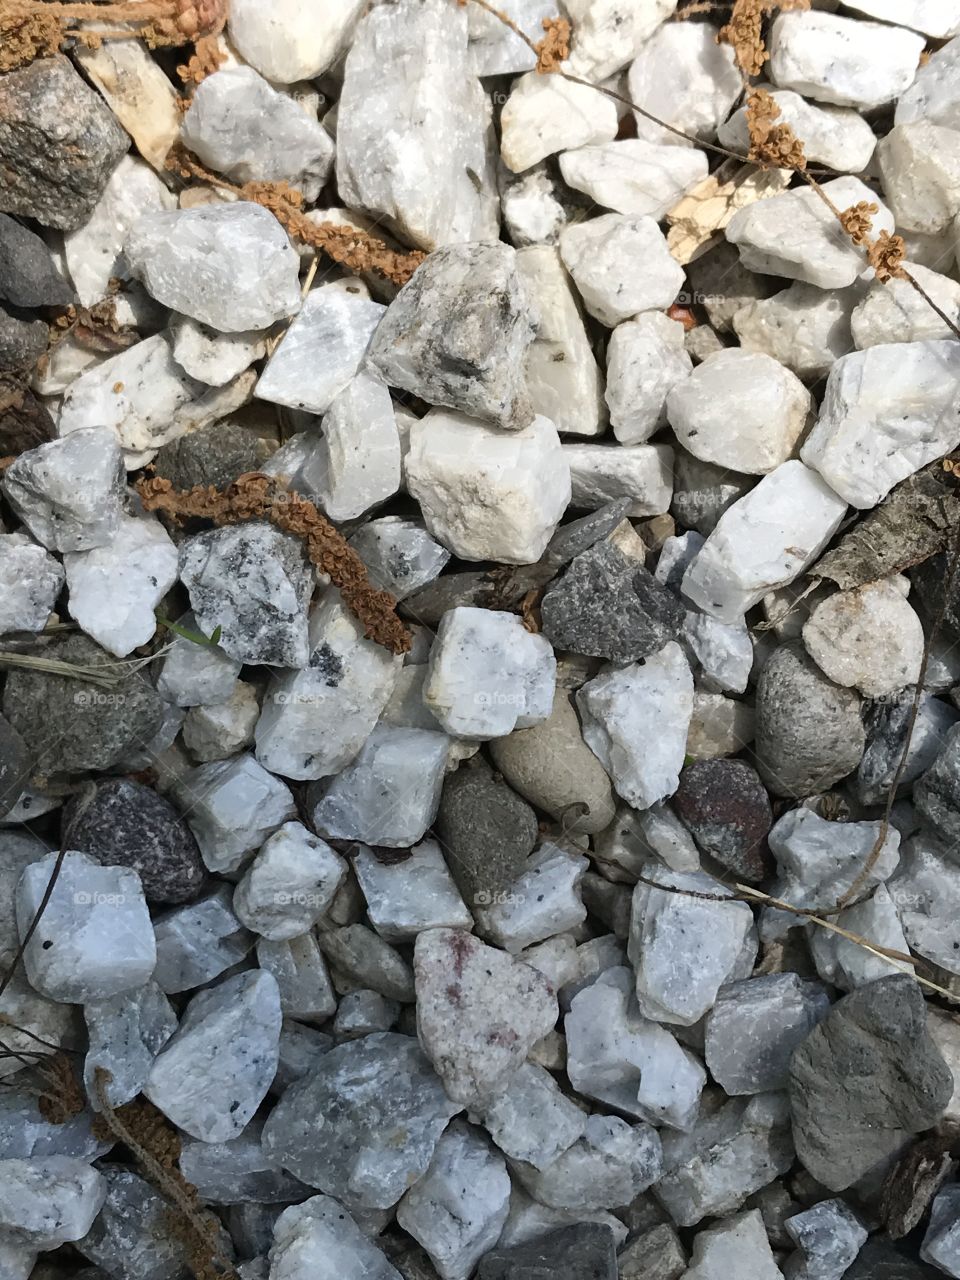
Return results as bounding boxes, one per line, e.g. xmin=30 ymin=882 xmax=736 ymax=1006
xmin=732 ymin=281 xmax=859 ymax=380
xmin=851 ymin=264 xmax=960 ymax=348
xmin=565 ymin=442 xmax=674 ymax=518
xmin=170 ymin=318 xmax=269 ymax=388
xmin=232 ymin=822 xmax=347 ymax=941
xmin=228 ymin=0 xmax=363 ymax=82
xmin=566 ymin=0 xmax=676 ymax=80
xmin=333 ymin=989 xmax=399 ymax=1040
xmin=0 ymin=56 xmax=128 ymax=231
xmin=559 ymin=213 xmax=683 ymax=328
xmin=500 ymin=72 xmax=618 ymax=173
xmin=802 ymin=578 xmax=925 ymax=697
xmin=671 ymin=451 xmax=754 ymax=538
xmin=0 ymin=305 xmax=47 ymax=374
xmin=888 ymin=833 xmax=960 ymax=975
xmin=626 ymin=20 xmax=741 ymax=146
xmin=479 ymin=1060 xmax=586 ymax=1169
xmin=315 ymin=923 xmax=416 ymax=1003
xmin=82 ymin=982 xmax=176 ymax=1111
xmin=0 ymin=1157 xmax=106 ymax=1249
xmin=605 ymin=312 xmax=692 ymax=445
xmin=511 ymin=1113 xmax=663 ymax=1212
xmin=719 ymin=89 xmax=877 ymax=173
xmin=354 ymin=840 xmax=472 ymax=941
xmin=921 ymin=1183 xmax=960 ymax=1278
xmin=475 ymin=841 xmax=588 ymax=952
xmin=268 ymin=1194 xmax=401 ymax=1280
xmin=687 ymin=691 xmax=755 ymax=761
xmin=877 ymin=122 xmax=960 ymax=236
xmin=348 ymin=518 xmax=450 ymax=601
xmin=682 ymin=610 xmax=753 ymax=695
xmin=0 ymin=215 xmax=71 ymax=309
xmin=174 ymin=752 xmax=296 ymax=874
xmin=672 ymin=760 xmax=772 ymax=882
xmin=0 ymin=533 xmax=64 ymax=635
xmin=683 ymin=1209 xmax=782 ymax=1280
xmin=305 ymin=371 xmax=400 ymax=521
xmin=478 ymin=1222 xmax=617 ymax=1280
xmin=784 ymin=1197 xmax=868 ymax=1280
xmin=808 ymin=891 xmax=913 ymax=991
xmin=258 ymin=932 xmax=337 ymax=1021
xmin=897 ymin=34 xmax=960 ymax=129
xmin=559 ymin=139 xmax=708 ymax=220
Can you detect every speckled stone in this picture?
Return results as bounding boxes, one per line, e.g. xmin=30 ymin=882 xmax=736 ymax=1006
xmin=152 ymin=421 xmax=273 ymax=491
xmin=0 ymin=214 xmax=72 ymax=308
xmin=478 ymin=1223 xmax=617 ymax=1279
xmin=673 ymin=760 xmax=773 ymax=883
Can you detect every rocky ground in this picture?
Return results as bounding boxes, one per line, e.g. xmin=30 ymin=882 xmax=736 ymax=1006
xmin=5 ymin=0 xmax=960 ymax=1278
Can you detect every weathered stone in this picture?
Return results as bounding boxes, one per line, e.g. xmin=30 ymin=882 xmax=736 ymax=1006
xmin=315 ymin=923 xmax=415 ymax=1002
xmin=354 ymin=840 xmax=472 ymax=942
xmin=682 ymin=1209 xmax=782 ymax=1280
xmin=257 ymin=933 xmax=336 ymax=1022
xmin=511 ymin=1114 xmax=662 ymax=1212
xmin=627 ymin=19 xmax=741 ymax=146
xmin=83 ymin=982 xmax=177 ymax=1111
xmin=732 ymin=281 xmax=860 ymax=380
xmin=348 ymin=518 xmax=450 ymax=602
xmin=559 ymin=214 xmax=684 ymax=328
xmin=565 ymin=443 xmax=674 ymax=518
xmin=0 ymin=214 xmax=71 ymax=308
xmin=228 ymin=0 xmax=364 ymax=81
xmin=232 ymin=821 xmax=347 ymax=941
xmin=500 ymin=72 xmax=618 ymax=173
xmin=268 ymin=1195 xmax=401 ymax=1280
xmin=560 ymin=139 xmax=707 ymax=221
xmin=174 ymin=753 xmax=296 ymax=874
xmin=606 ymin=312 xmax=692 ymax=445
xmin=784 ymin=1197 xmax=868 ymax=1280
xmin=478 ymin=1223 xmax=617 ymax=1280
xmin=719 ymin=88 xmax=877 ymax=173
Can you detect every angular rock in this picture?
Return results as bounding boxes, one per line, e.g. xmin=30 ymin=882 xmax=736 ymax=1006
xmin=479 ymin=1061 xmax=586 ymax=1170
xmin=606 ymin=312 xmax=692 ymax=445
xmin=784 ymin=1197 xmax=868 ymax=1280
xmin=732 ymin=280 xmax=860 ymax=380
xmin=171 ymin=318 xmax=268 ymax=388
xmin=627 ymin=20 xmax=741 ymax=146
xmin=354 ymin=840 xmax=472 ymax=942
xmin=348 ymin=518 xmax=450 ymax=601
xmin=257 ymin=932 xmax=336 ymax=1022
xmin=232 ymin=821 xmax=347 ymax=941
xmin=174 ymin=752 xmax=296 ymax=874
xmin=156 ymin=610 xmax=241 ymax=708
xmin=673 ymin=759 xmax=772 ymax=882
xmin=500 ymin=72 xmax=618 ymax=173
xmin=560 ymin=139 xmax=707 ymax=221
xmin=852 ymin=264 xmax=960 ymax=349
xmin=897 ymin=35 xmax=960 ymax=129
xmin=0 ymin=533 xmax=64 ymax=636
xmin=682 ymin=610 xmax=753 ymax=695
xmin=683 ymin=1209 xmax=782 ymax=1280
xmin=83 ymin=982 xmax=177 ymax=1110
xmin=877 ymin=122 xmax=960 ymax=236
xmin=859 ymin=692 xmax=959 ymax=807
xmin=75 ymin=1167 xmax=205 ymax=1280
xmin=0 ymin=214 xmax=71 ymax=308
xmin=719 ymin=89 xmax=877 ymax=173
xmin=268 ymin=1195 xmax=401 ymax=1280
xmin=304 ymin=372 xmax=400 ymax=521
xmin=468 ymin=0 xmax=557 ymax=76
xmin=228 ymin=0 xmax=364 ymax=81
xmin=687 ymin=691 xmax=755 ymax=762
xmin=888 ymin=833 xmax=960 ymax=975
xmin=921 ymin=1183 xmax=960 ymax=1277
xmin=671 ymin=450 xmax=754 ymax=538
xmin=181 ymin=681 xmax=259 ymax=763
xmin=315 ymin=923 xmax=415 ymax=1002
xmin=333 ymin=989 xmax=399 ymax=1040
xmin=512 ymin=1114 xmax=662 ymax=1212
xmin=475 ymin=841 xmax=588 ymax=952
xmin=0 ymin=303 xmax=48 ymax=373
xmin=0 ymin=1157 xmax=105 ymax=1248
xmin=0 ymin=968 xmax=76 ymax=1083
xmin=559 ymin=214 xmax=683 ymax=328
xmin=565 ymin=442 xmax=674 ymax=518
xmin=478 ymin=1222 xmax=617 ymax=1280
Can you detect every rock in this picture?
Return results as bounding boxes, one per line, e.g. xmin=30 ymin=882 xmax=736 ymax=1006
xmin=479 ymin=1061 xmax=586 ymax=1170
xmin=801 ymin=341 xmax=960 ymax=510
xmin=348 ymin=518 xmax=450 ymax=601
xmin=754 ymin=643 xmax=866 ymax=799
xmin=17 ymin=849 xmax=155 ymax=1003
xmin=180 ymin=522 xmax=314 ymax=668
xmin=500 ymin=72 xmax=618 ymax=173
xmin=559 ymin=214 xmax=683 ymax=328
xmin=683 ymin=1209 xmax=782 ymax=1280
xmin=171 ymin=318 xmax=269 ymax=388
xmin=83 ymin=982 xmax=177 ymax=1111
xmin=784 ymin=1197 xmax=868 ymax=1280
xmin=921 ymin=1183 xmax=960 ymax=1278
xmin=257 ymin=932 xmax=336 ymax=1021
xmin=2 ymin=632 xmax=164 ymax=773
xmin=406 ymin=410 xmax=570 ymax=564
xmin=0 ymin=534 xmax=64 ymax=635
xmin=145 ymin=970 xmax=282 ymax=1143
xmin=687 ymin=691 xmax=755 ymax=762
xmin=560 ymin=139 xmax=706 ymax=222
xmin=174 ymin=752 xmax=296 ymax=874
xmin=672 ymin=760 xmax=772 ymax=882
xmin=475 ymin=841 xmax=588 ymax=952
xmin=0 ymin=715 xmax=28 ymax=821
xmin=888 ymin=833 xmax=960 ymax=975
xmin=682 ymin=610 xmax=753 ymax=695
xmin=565 ymin=442 xmax=674 ymax=518
xmin=576 ymin=643 xmax=694 ymax=809
xmin=181 ymin=66 xmax=334 ymax=201
xmin=333 ymin=989 xmax=399 ymax=1040
xmin=156 ymin=611 xmax=242 ymax=708
xmin=682 ymin=461 xmax=847 ymax=625
xmin=0 ymin=1157 xmax=105 ymax=1248
xmin=671 ymin=450 xmax=754 ymax=538
xmin=499 ymin=161 xmax=573 ymax=247
xmin=789 ymin=975 xmax=953 ymax=1191
xmin=877 ymin=123 xmax=960 ymax=236
xmin=268 ymin=1195 xmax=401 ymax=1280
xmin=847 ymin=1239 xmax=944 ymax=1280
xmin=0 ymin=56 xmax=128 ymax=230
xmin=75 ymin=1168 xmax=193 ymax=1280
xmin=255 ymin=281 xmax=385 ymax=414
xmin=353 ymin=840 xmax=472 ymax=942
xmin=0 ymin=304 xmax=47 ymax=372
xmin=262 ymin=1033 xmax=461 ymax=1208
xmin=423 ymin=606 xmax=555 ymax=738
xmin=179 ymin=1123 xmax=305 ymax=1204
xmin=858 ymin=692 xmax=958 ymax=806
xmin=719 ymin=89 xmax=877 ymax=173
xmin=62 ymin=778 xmax=205 ymax=906
xmin=809 ymin=890 xmax=912 ymax=991
xmin=914 ymin=721 xmax=960 ymax=848
xmin=0 ymin=214 xmax=71 ymax=308
xmin=0 ymin=967 xmax=76 ymax=1083
xmin=627 ymin=20 xmax=741 ymax=146
xmin=511 ymin=1113 xmax=662 ymax=1212
xmin=725 ymin=176 xmax=895 ymax=289
xmin=595 ymin=802 xmax=699 ymax=879
xmin=768 ymin=11 xmax=925 ymax=109
xmin=846 ymin=0 xmax=960 ymax=36
xmin=468 ymin=0 xmax=558 ymax=75
xmin=897 ymin=35 xmax=960 ymax=129
xmin=478 ymin=1222 xmax=617 ymax=1280
xmin=414 ymin=927 xmax=558 ymax=1107
xmin=3 ymin=426 xmax=123 ymax=553
xmin=732 ymin=281 xmax=859 ymax=380
xmin=232 ymin=821 xmax=347 ymax=941
xmin=565 ymin=0 xmax=677 ymax=79
xmin=228 ymin=0 xmax=364 ymax=81
xmin=337 ymin=0 xmax=497 ymax=251
xmin=302 ymin=371 xmax=400 ymax=521
xmin=618 ymin=1223 xmax=686 ymax=1280
xmin=852 ymin=264 xmax=960 ymax=348
xmin=628 ymin=865 xmax=754 ymax=1026
xmin=315 ymin=923 xmax=416 ymax=1002
xmin=605 ymin=312 xmax=692 ymax=445
xmin=125 ymin=203 xmax=302 ymax=332
xmin=802 ymin=579 xmax=924 ymax=697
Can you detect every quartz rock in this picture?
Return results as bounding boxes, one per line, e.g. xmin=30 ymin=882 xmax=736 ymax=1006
xmin=671 ymin=450 xmax=754 ymax=538
xmin=414 ymin=928 xmax=558 ymax=1108
xmin=233 ymin=822 xmax=347 ymax=941
xmin=257 ymin=932 xmax=337 ymax=1021
xmin=559 ymin=214 xmax=683 ymax=327
xmin=626 ymin=21 xmax=742 ymax=146
xmin=316 ymin=923 xmax=415 ymax=1002
xmin=565 ymin=442 xmax=674 ymax=517
xmin=576 ymin=643 xmax=694 ymax=809
xmin=784 ymin=1197 xmax=868 ymax=1280
xmin=3 ymin=427 xmax=123 ymax=553
xmin=0 ymin=1157 xmax=105 ymax=1248
xmin=179 ymin=1124 xmax=304 ymax=1204
xmin=0 ymin=534 xmax=64 ymax=635
xmin=479 ymin=1221 xmax=618 ymax=1280
xmin=559 ymin=140 xmax=707 ymax=220
xmin=171 ymin=317 xmax=268 ymax=388
xmin=300 ymin=373 xmax=399 ymax=521
xmin=687 ymin=691 xmax=755 ymax=762
xmin=262 ymin=1033 xmax=460 ymax=1209
xmin=628 ymin=866 xmax=753 ymax=1027
xmin=719 ymin=88 xmax=876 ymax=173
xmin=801 ymin=341 xmax=960 ymax=509
xmin=75 ymin=1167 xmax=192 ymax=1280
xmin=0 ymin=1085 xmax=103 ymax=1163
xmin=845 ymin=0 xmax=960 ymax=36
xmin=145 ymin=970 xmax=282 ymax=1143
xmin=813 ymin=893 xmax=914 ymax=987
xmin=852 ymin=264 xmax=960 ymax=348
xmin=125 ymin=203 xmax=302 ymax=332
xmin=406 ymin=410 xmax=570 ymax=564
xmin=468 ymin=0 xmax=558 ymax=76
xmin=618 ymin=1223 xmax=686 ymax=1280
xmin=156 ymin=611 xmax=241 ymax=707
xmin=500 ymin=72 xmax=618 ymax=173
xmin=228 ymin=0 xmax=364 ymax=81
xmin=175 ymin=753 xmax=296 ymax=874
xmin=802 ymin=579 xmax=924 ymax=697
xmin=475 ymin=842 xmax=588 ymax=952
xmin=921 ymin=1183 xmax=960 ymax=1278
xmin=897 ymin=35 xmax=960 ymax=129
xmin=152 ymin=886 xmax=254 ymax=994
xmin=354 ymin=840 xmax=471 ymax=942
xmin=269 ymin=1195 xmax=401 ymax=1280
xmin=595 ymin=802 xmax=699 ymax=878
xmin=683 ymin=1209 xmax=782 ymax=1280
xmin=877 ymin=122 xmax=960 ymax=235
xmin=888 ymin=834 xmax=960 ymax=975
xmin=914 ymin=721 xmax=960 ymax=847
xmin=83 ymin=982 xmax=177 ymax=1111
xmin=0 ymin=304 xmax=46 ymax=374
xmin=732 ymin=281 xmax=860 ymax=380
xmin=725 ymin=176 xmax=895 ymax=288
xmin=349 ymin=518 xmax=450 ymax=601
xmin=681 ymin=461 xmax=847 ymax=624
xmin=479 ymin=1062 xmax=586 ymax=1170
xmin=499 ymin=162 xmax=572 ymax=247
xmin=256 ymin=281 xmax=385 ymax=415
xmin=337 ymin=0 xmax=497 ymax=251
xmin=768 ymin=11 xmax=925 ymax=109
xmin=605 ymin=312 xmax=692 ymax=445
xmin=512 ymin=1114 xmax=662 ymax=1212
xmin=565 ymin=0 xmax=678 ymax=80
xmin=181 ymin=66 xmax=334 ymax=202
xmin=17 ymin=850 xmax=155 ymax=1004
xmin=180 ymin=522 xmax=313 ymax=668
xmin=682 ymin=611 xmax=753 ymax=695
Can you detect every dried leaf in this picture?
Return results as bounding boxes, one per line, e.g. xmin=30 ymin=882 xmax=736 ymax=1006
xmin=666 ymin=161 xmax=792 ymax=265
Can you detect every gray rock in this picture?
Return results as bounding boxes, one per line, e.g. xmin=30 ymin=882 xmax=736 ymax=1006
xmin=348 ymin=518 xmax=451 ymax=601
xmin=681 ymin=1209 xmax=782 ymax=1280
xmin=257 ymin=932 xmax=336 ymax=1022
xmin=789 ymin=975 xmax=953 ymax=1191
xmin=672 ymin=760 xmax=772 ymax=883
xmin=180 ymin=1125 xmax=305 ymax=1205
xmin=477 ymin=1222 xmax=617 ymax=1279
xmin=915 ymin=722 xmax=960 ymax=850
xmin=784 ymin=1197 xmax=868 ymax=1280
xmin=754 ymin=642 xmax=865 ymax=798
xmin=0 ymin=56 xmax=128 ymax=231
xmin=152 ymin=886 xmax=255 ymax=995
xmin=0 ymin=214 xmax=72 ymax=307
xmin=316 ymin=923 xmax=415 ymax=1002
xmin=0 ymin=303 xmax=48 ymax=371
xmin=921 ymin=1183 xmax=960 ymax=1278
xmin=369 ymin=242 xmax=535 ymax=430
xmin=845 ymin=1240 xmax=943 ymax=1280
xmin=152 ymin=421 xmax=272 ymax=492
xmin=83 ymin=983 xmax=177 ymax=1112
xmin=75 ymin=1167 xmax=195 ymax=1280
xmin=858 ymin=691 xmax=958 ymax=806
xmin=0 ymin=715 xmax=28 ymax=820
xmin=174 ymin=753 xmax=296 ymax=874
xmin=671 ymin=450 xmax=754 ymax=538
xmin=617 ymin=1223 xmax=686 ymax=1280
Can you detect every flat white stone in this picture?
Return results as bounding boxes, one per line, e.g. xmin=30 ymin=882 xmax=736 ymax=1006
xmin=564 ymin=442 xmax=674 ymax=517
xmin=406 ymin=410 xmax=570 ymax=564
xmin=851 ymin=263 xmax=960 ymax=347
xmin=800 ymin=340 xmax=960 ymax=509
xmin=606 ymin=312 xmax=692 ymax=444
xmin=0 ymin=1158 xmax=105 ymax=1249
xmin=171 ymin=316 xmax=268 ymax=387
xmin=257 ymin=933 xmax=337 ymax=1021
xmin=877 ymin=122 xmax=960 ymax=234
xmin=511 ymin=1113 xmax=662 ymax=1212
xmin=559 ymin=213 xmax=684 ymax=326
xmin=233 ymin=821 xmax=347 ymax=941
xmin=681 ymin=460 xmax=848 ymax=624
xmin=576 ymin=642 xmax=694 ymax=809
xmin=500 ymin=72 xmax=618 ymax=174
xmin=627 ymin=21 xmax=742 ymax=147
xmin=479 ymin=1061 xmax=586 ymax=1169
xmin=684 ymin=1209 xmax=783 ymax=1280
xmin=897 ymin=36 xmax=960 ymax=129
xmin=768 ymin=11 xmax=925 ymax=109
xmin=565 ymin=0 xmax=678 ymax=80
xmin=559 ymin=139 xmax=708 ymax=219
xmin=269 ymin=1195 xmax=401 ymax=1280
xmin=228 ymin=0 xmax=365 ymax=81
xmin=732 ymin=281 xmax=861 ymax=380
xmin=845 ymin=0 xmax=960 ymax=38
xmin=83 ymin=981 xmax=177 ymax=1110
xmin=348 ymin=518 xmax=450 ymax=600
xmin=802 ymin=579 xmax=925 ymax=697
xmin=156 ymin=610 xmax=241 ymax=708
xmin=175 ymin=753 xmax=296 ymax=873
xmin=0 ymin=534 xmax=64 ymax=634
xmin=468 ymin=0 xmax=558 ymax=76
xmin=475 ymin=842 xmax=588 ymax=952
xmin=300 ymin=372 xmax=400 ymax=521
xmin=182 ymin=682 xmax=260 ymax=762
xmin=719 ymin=88 xmax=877 ymax=173
xmin=354 ymin=840 xmax=472 ymax=941
xmin=151 ymin=885 xmax=253 ymax=994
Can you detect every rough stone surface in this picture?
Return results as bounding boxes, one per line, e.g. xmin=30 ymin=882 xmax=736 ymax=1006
xmin=174 ymin=752 xmax=296 ymax=874
xmin=560 ymin=139 xmax=707 ymax=221
xmin=559 ymin=214 xmax=684 ymax=328
xmin=672 ymin=760 xmax=772 ymax=882
xmin=269 ymin=1195 xmax=401 ymax=1280
xmin=0 ymin=214 xmax=71 ymax=308
xmin=802 ymin=579 xmax=925 ymax=697
xmin=500 ymin=72 xmax=618 ymax=173
xmin=682 ymin=1210 xmax=782 ymax=1280
xmin=479 ymin=1222 xmax=617 ymax=1280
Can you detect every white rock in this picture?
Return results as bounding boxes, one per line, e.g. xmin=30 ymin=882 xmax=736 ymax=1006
xmin=348 ymin=518 xmax=450 ymax=601
xmin=877 ymin=122 xmax=960 ymax=234
xmin=500 ymin=72 xmax=618 ymax=174
xmin=681 ymin=460 xmax=848 ymax=624
xmin=576 ymin=642 xmax=694 ymax=809
xmin=497 ymin=1188 xmax=627 ymax=1251
xmin=559 ymin=139 xmax=708 ymax=218
xmin=228 ymin=0 xmax=364 ymax=82
xmin=0 ymin=534 xmax=64 ymax=635
xmin=719 ymin=88 xmax=877 ymax=173
xmin=255 ymin=282 xmax=384 ymax=415
xmin=512 ymin=1113 xmax=662 ymax=1211
xmin=181 ymin=66 xmax=334 ymax=202
xmin=768 ymin=11 xmax=925 ymax=109
xmin=468 ymin=0 xmax=558 ymax=76
xmin=564 ymin=442 xmax=674 ymax=516
xmin=559 ymin=213 xmax=684 ymax=326
xmin=354 ymin=840 xmax=471 ymax=942
xmin=83 ymin=982 xmax=177 ymax=1111
xmin=32 ymin=333 xmax=104 ymax=397
xmin=807 ymin=891 xmax=912 ymax=990
xmin=145 ymin=970 xmax=281 ymax=1143
xmin=565 ymin=0 xmax=678 ymax=79
xmin=499 ymin=164 xmax=569 ymax=247
xmin=232 ymin=822 xmax=347 ymax=942
xmin=517 ymin=245 xmax=607 ymax=437
xmin=897 ymin=35 xmax=960 ymax=129
xmin=175 ymin=753 xmax=296 ymax=874
xmin=269 ymin=1195 xmax=401 ymax=1280
xmin=397 ymin=1121 xmax=511 ymax=1280
xmin=257 ymin=933 xmax=337 ymax=1021
xmin=300 ymin=372 xmax=400 ymax=521
xmin=683 ymin=611 xmax=753 ymax=695
xmin=595 ymin=802 xmax=700 ymax=878
xmin=124 ymin=202 xmax=302 ymax=332
xmin=178 ymin=676 xmax=255 ymax=761
xmin=337 ymin=0 xmax=497 ymax=251
xmin=479 ymin=1062 xmax=587 ymax=1170
xmin=800 ymin=340 xmax=960 ymax=509
xmin=667 ymin=349 xmax=811 ymax=476
xmin=0 ymin=1239 xmax=33 ymax=1280
xmin=605 ymin=312 xmax=692 ymax=444
xmin=802 ymin=579 xmax=924 ymax=697
xmin=254 ymin=590 xmax=402 ymax=781
xmin=3 ymin=427 xmax=123 ymax=553
xmin=732 ymin=281 xmax=860 ymax=379
xmin=17 ymin=850 xmax=156 ymax=1004
xmin=476 ymin=842 xmax=588 ymax=952
xmin=0 ymin=1158 xmax=105 ymax=1249
xmin=684 ymin=1209 xmax=783 ymax=1280
xmin=851 ymin=263 xmax=960 ymax=347
xmin=156 ymin=610 xmax=241 ymax=707
xmin=0 ymin=968 xmax=75 ymax=1082
xmin=152 ymin=886 xmax=253 ymax=995
xmin=171 ymin=316 xmax=268 ymax=387
xmin=887 ymin=833 xmax=960 ymax=976
xmin=627 ymin=21 xmax=742 ymax=147
xmin=845 ymin=0 xmax=960 ymax=37
xmin=406 ymin=410 xmax=570 ymax=564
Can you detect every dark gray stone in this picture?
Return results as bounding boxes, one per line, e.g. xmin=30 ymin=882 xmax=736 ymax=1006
xmin=754 ymin=642 xmax=865 ymax=798
xmin=845 ymin=1239 xmax=943 ymax=1280
xmin=617 ymin=1222 xmax=685 ymax=1280
xmin=913 ymin=552 xmax=960 ymax=640
xmin=152 ymin=421 xmax=273 ymax=492
xmin=1 ymin=634 xmax=165 ymax=774
xmin=478 ymin=1223 xmax=617 ymax=1280
xmin=0 ymin=381 xmax=55 ymax=455
xmin=858 ymin=691 xmax=958 ymax=807
xmin=914 ymin=721 xmax=960 ymax=853
xmin=434 ymin=760 xmax=538 ymax=909
xmin=62 ymin=778 xmax=205 ymax=904
xmin=0 ymin=56 xmax=129 ymax=231
xmin=673 ymin=758 xmax=772 ymax=883
xmin=788 ymin=975 xmax=953 ymax=1192
xmin=540 ymin=540 xmax=684 ymax=662
xmin=0 ymin=213 xmax=72 ymax=307
xmin=0 ymin=303 xmax=48 ymax=370
xmin=0 ymin=712 xmax=29 ymax=818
